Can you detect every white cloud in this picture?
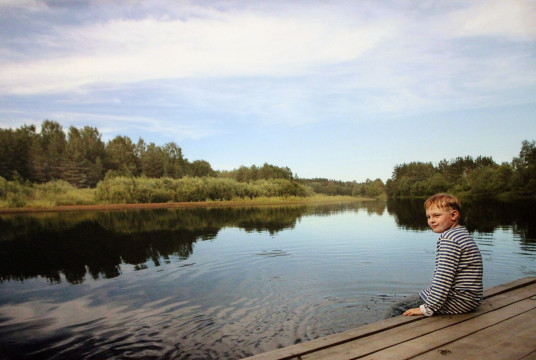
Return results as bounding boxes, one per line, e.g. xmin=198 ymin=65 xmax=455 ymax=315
xmin=0 ymin=0 xmax=47 ymax=11
xmin=0 ymin=9 xmax=395 ymax=94
xmin=0 ymin=0 xmax=534 ymax=133
xmin=438 ymin=0 xmax=536 ymax=40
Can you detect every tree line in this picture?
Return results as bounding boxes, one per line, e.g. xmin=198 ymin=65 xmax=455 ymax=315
xmin=297 ymin=178 xmax=385 ymax=198
xmin=0 ymin=120 xmax=217 ymax=187
xmin=2 ymin=120 xmax=534 ymax=203
xmin=386 ymin=140 xmax=536 ymax=199
xmin=0 ymin=120 xmax=383 ymax=206
xmin=0 ymin=120 xmax=307 ymax=186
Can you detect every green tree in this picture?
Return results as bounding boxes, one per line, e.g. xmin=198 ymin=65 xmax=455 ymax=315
xmin=0 ymin=125 xmax=37 ymax=181
xmin=64 ymin=126 xmax=106 ymax=187
xmin=469 ymin=167 xmax=498 ymax=198
xmin=162 ymin=142 xmax=188 ymax=178
xmin=258 ymin=163 xmax=293 ymax=180
xmin=190 ymin=160 xmax=216 ymax=177
xmin=388 ymin=162 xmax=436 ymax=196
xmin=512 ymin=140 xmax=536 ymax=196
xmin=140 ymin=142 xmax=165 ymax=178
xmin=363 ymin=178 xmax=385 ymax=197
xmin=426 ymin=173 xmax=449 ymax=194
xmin=220 ymin=163 xmax=293 ymax=182
xmin=105 ymin=136 xmax=138 ymax=176
xmin=30 ymin=120 xmax=67 ymax=183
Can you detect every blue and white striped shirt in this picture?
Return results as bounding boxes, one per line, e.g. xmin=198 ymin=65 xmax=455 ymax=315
xmin=420 ymin=226 xmax=483 ymax=315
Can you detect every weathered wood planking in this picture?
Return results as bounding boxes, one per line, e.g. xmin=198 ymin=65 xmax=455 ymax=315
xmin=242 ymin=277 xmax=536 ymax=360
xmin=412 ymin=308 xmax=536 ymax=360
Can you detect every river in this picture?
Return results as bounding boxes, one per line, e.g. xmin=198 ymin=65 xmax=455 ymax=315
xmin=1 ymin=199 xmax=535 ymax=359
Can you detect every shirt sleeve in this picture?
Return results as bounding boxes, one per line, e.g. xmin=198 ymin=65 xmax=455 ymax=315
xmin=419 ymin=304 xmax=434 ymax=317
xmin=422 ymin=237 xmax=462 ymax=313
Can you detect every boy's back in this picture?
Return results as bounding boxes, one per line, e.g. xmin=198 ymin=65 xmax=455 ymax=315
xmin=420 ymin=225 xmax=483 ymax=315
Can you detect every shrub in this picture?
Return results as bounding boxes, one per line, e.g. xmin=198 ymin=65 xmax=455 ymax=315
xmin=0 ymin=177 xmax=32 ymax=207
xmin=7 ymin=192 xmax=27 ymax=208
xmin=93 ymin=176 xmax=311 ymax=203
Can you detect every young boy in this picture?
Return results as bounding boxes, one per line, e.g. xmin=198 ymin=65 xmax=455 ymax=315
xmin=386 ymin=193 xmax=483 ymax=318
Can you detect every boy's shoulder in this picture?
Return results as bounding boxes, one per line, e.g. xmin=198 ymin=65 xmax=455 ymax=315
xmin=440 ymin=226 xmax=480 ymax=250
xmin=440 ymin=226 xmax=471 ymax=242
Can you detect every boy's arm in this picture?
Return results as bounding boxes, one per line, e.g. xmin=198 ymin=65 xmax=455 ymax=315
xmin=421 ymin=238 xmax=461 ymax=314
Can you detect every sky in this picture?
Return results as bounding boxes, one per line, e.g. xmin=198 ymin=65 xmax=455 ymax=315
xmin=0 ymin=0 xmax=535 ymax=182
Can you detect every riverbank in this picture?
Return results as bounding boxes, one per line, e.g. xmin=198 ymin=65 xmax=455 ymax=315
xmin=0 ymin=195 xmax=377 ymax=214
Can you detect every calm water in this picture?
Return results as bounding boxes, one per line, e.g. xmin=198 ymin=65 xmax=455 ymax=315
xmin=1 ymin=199 xmax=535 ymax=359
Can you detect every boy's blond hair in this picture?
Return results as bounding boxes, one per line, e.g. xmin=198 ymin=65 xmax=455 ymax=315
xmin=424 ymin=193 xmax=461 ymax=212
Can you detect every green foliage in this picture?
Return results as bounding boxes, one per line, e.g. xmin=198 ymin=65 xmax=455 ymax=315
xmin=95 ymin=176 xmax=312 ymax=204
xmin=386 ymin=141 xmax=533 ymax=199
xmin=351 ymin=178 xmax=386 ymax=197
xmin=0 ymin=176 xmax=32 ymax=207
xmin=3 ymin=120 xmax=533 ymax=202
xmin=218 ymin=163 xmax=293 ymax=182
xmin=105 ymin=135 xmax=139 ymax=177
xmin=32 ymin=180 xmax=96 ymax=206
xmin=64 ymin=125 xmax=106 ymax=187
xmin=0 ymin=120 xmax=217 ymax=188
xmin=190 ymin=160 xmax=216 ymax=178
xmin=0 ymin=125 xmax=37 ymax=181
xmin=511 ymin=140 xmax=536 ymax=197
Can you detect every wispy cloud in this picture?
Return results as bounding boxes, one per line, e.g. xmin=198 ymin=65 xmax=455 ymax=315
xmin=0 ymin=3 xmax=395 ymax=94
xmin=1 ymin=0 xmax=532 ymax=117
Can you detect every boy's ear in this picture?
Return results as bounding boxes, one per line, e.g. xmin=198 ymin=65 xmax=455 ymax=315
xmin=451 ymin=209 xmax=460 ymax=221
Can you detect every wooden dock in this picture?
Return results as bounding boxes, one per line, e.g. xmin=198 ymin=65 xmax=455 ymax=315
xmin=243 ymin=277 xmax=536 ymax=360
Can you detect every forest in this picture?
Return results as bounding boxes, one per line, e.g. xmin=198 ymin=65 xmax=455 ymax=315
xmin=386 ymin=139 xmax=536 ymax=199
xmin=0 ymin=120 xmax=535 ymax=207
xmin=0 ymin=120 xmax=384 ymax=207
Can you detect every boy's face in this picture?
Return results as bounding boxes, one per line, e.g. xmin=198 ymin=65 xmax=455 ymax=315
xmin=426 ymin=205 xmax=459 ymax=233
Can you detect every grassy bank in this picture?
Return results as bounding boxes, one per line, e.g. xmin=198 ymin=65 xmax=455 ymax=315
xmin=0 ymin=195 xmax=375 ymax=214
xmin=0 ymin=176 xmax=377 ymax=214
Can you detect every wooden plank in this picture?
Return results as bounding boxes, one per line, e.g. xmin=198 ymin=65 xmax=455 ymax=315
xmin=355 ymin=298 xmax=536 ymax=360
xmin=242 ymin=316 xmax=423 ymax=360
xmin=302 ymin=283 xmax=536 ymax=360
xmin=241 ymin=278 xmax=536 ymax=360
xmin=520 ymin=351 xmax=536 ymax=360
xmin=412 ymin=308 xmax=536 ymax=360
xmin=483 ymin=277 xmax=536 ymax=299
xmin=477 ymin=283 xmax=536 ymax=313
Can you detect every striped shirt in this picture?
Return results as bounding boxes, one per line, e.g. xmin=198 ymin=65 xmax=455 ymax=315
xmin=420 ymin=226 xmax=483 ymax=315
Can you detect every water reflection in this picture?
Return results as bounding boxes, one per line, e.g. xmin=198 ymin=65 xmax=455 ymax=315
xmin=387 ymin=198 xmax=536 ymax=243
xmin=1 ymin=199 xmax=535 ymax=285
xmin=0 ymin=202 xmax=385 ymax=285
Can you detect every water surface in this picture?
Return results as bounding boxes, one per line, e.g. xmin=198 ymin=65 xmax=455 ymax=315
xmin=1 ymin=199 xmax=535 ymax=359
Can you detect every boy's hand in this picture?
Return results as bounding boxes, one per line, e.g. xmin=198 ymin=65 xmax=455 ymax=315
xmin=403 ymin=307 xmax=423 ymax=316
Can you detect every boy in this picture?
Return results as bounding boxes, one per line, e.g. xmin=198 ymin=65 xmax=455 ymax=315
xmin=386 ymin=193 xmax=483 ymax=318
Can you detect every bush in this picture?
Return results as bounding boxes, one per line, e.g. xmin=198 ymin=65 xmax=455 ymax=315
xmin=0 ymin=176 xmax=32 ymax=207
xmin=7 ymin=192 xmax=27 ymax=208
xmin=96 ymin=176 xmax=137 ymax=203
xmin=94 ymin=176 xmax=311 ymax=203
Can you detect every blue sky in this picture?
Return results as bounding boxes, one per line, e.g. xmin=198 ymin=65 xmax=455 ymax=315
xmin=1 ymin=0 xmax=535 ymax=182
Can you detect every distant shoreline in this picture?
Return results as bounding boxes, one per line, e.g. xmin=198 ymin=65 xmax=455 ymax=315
xmin=0 ymin=196 xmax=376 ymax=215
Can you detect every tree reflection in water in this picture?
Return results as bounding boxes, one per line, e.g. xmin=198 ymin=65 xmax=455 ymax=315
xmin=0 ymin=202 xmax=384 ymax=284
xmin=1 ymin=199 xmax=533 ymax=285
xmin=387 ymin=198 xmax=536 ymax=241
